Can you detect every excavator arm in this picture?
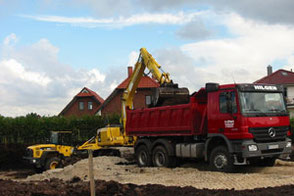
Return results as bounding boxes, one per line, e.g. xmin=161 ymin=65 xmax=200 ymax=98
xmin=121 ymin=48 xmax=189 ymax=131
xmin=78 ymin=48 xmax=189 ymax=149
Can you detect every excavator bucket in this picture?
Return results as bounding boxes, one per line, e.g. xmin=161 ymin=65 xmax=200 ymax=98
xmin=153 ymin=83 xmax=190 ymax=106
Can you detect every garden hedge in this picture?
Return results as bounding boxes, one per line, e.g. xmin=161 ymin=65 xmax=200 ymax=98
xmin=0 ymin=113 xmax=120 ymax=145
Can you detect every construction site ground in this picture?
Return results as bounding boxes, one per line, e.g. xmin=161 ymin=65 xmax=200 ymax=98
xmin=0 ymin=147 xmax=294 ymax=196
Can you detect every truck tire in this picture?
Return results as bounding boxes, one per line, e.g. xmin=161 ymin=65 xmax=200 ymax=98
xmin=44 ymin=157 xmax=61 ymax=170
xmin=152 ymin=146 xmax=176 ymax=168
xmin=209 ymin=146 xmax=234 ymax=172
xmin=136 ymin=145 xmax=152 ymax=167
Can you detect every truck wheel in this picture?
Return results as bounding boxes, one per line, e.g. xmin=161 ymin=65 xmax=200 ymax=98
xmin=136 ymin=145 xmax=152 ymax=167
xmin=209 ymin=146 xmax=234 ymax=172
xmin=45 ymin=157 xmax=61 ymax=170
xmin=152 ymin=146 xmax=176 ymax=168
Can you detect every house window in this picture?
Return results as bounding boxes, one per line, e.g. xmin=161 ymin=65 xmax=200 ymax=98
xmin=79 ymin=102 xmax=84 ymax=110
xmin=145 ymin=95 xmax=152 ymax=105
xmin=88 ymin=102 xmax=93 ymax=110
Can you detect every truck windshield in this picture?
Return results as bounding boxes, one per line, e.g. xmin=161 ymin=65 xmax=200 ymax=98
xmin=239 ymin=92 xmax=287 ymax=115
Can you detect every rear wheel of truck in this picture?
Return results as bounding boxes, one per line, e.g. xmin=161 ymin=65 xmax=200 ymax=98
xmin=209 ymin=146 xmax=234 ymax=172
xmin=136 ymin=145 xmax=152 ymax=167
xmin=152 ymin=146 xmax=176 ymax=168
xmin=45 ymin=157 xmax=61 ymax=170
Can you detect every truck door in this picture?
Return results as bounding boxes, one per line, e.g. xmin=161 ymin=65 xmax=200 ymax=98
xmin=217 ymin=90 xmax=241 ymax=139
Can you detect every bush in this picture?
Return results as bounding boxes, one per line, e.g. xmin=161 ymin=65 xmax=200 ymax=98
xmin=0 ymin=114 xmax=120 ymax=145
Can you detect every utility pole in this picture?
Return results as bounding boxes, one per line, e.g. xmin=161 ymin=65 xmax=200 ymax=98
xmin=88 ymin=150 xmax=95 ymax=196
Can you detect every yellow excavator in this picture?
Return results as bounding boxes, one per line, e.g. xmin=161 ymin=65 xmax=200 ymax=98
xmin=24 ymin=48 xmax=189 ymax=171
xmin=84 ymin=48 xmax=189 ymax=150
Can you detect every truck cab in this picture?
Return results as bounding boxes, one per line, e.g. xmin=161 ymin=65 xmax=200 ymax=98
xmin=206 ymin=83 xmax=292 ymax=168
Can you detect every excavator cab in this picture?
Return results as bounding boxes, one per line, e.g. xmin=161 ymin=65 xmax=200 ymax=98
xmin=50 ymin=131 xmax=73 ymax=146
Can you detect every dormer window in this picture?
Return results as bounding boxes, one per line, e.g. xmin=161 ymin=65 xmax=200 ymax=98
xmin=81 ymin=89 xmax=89 ymax=93
xmin=281 ymin=71 xmax=288 ymax=76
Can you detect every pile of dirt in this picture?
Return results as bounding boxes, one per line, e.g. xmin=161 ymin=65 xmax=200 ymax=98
xmin=1 ymin=178 xmax=294 ymax=196
xmin=26 ymin=155 xmax=294 ymax=190
xmin=0 ymin=144 xmax=30 ymax=170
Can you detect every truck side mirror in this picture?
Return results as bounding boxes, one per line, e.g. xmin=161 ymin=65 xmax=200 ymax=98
xmin=206 ymin=83 xmax=219 ymax=92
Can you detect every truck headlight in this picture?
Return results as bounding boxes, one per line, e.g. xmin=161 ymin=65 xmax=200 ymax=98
xmin=32 ymin=159 xmax=36 ymax=163
xmin=286 ymin=142 xmax=292 ymax=148
xmin=248 ymin=144 xmax=258 ymax=151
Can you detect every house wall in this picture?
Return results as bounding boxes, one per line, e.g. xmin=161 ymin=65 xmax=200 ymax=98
xmin=101 ymin=89 xmax=154 ymax=116
xmin=286 ymin=85 xmax=294 ymax=104
xmin=63 ymin=97 xmax=101 ymax=117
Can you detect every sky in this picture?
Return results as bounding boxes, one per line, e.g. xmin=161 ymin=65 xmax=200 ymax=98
xmin=1 ymin=0 xmax=294 ymax=117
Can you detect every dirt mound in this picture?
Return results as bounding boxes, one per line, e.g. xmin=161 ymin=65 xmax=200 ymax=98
xmin=25 ymin=155 xmax=294 ymax=190
xmin=0 ymin=144 xmax=30 ymax=170
xmin=1 ymin=178 xmax=294 ymax=196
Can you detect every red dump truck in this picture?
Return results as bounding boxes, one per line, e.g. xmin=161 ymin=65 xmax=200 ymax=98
xmin=126 ymin=83 xmax=292 ymax=172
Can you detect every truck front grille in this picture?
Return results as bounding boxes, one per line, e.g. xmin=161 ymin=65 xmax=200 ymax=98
xmin=261 ymin=149 xmax=283 ymax=154
xmin=249 ymin=126 xmax=288 ymax=143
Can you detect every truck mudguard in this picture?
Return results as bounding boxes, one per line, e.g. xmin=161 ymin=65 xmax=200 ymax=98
xmin=204 ymin=134 xmax=233 ymax=161
xmin=151 ymin=138 xmax=175 ymax=156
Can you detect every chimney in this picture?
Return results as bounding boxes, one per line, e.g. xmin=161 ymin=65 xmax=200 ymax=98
xmin=267 ymin=65 xmax=272 ymax=76
xmin=128 ymin=67 xmax=133 ymax=77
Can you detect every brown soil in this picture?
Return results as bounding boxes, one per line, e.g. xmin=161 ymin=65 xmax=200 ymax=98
xmin=0 ymin=178 xmax=294 ymax=196
xmin=0 ymin=144 xmax=30 ymax=170
xmin=25 ymin=154 xmax=294 ymax=190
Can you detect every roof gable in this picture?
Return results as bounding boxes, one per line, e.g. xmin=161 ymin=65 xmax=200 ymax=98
xmin=255 ymin=69 xmax=294 ymax=84
xmin=59 ymin=87 xmax=104 ymax=116
xmin=77 ymin=87 xmax=105 ymax=104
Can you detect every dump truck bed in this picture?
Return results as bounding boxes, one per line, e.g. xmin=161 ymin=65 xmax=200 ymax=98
xmin=126 ymin=92 xmax=207 ymax=137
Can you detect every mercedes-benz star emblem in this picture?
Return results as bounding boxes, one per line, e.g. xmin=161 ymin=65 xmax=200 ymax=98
xmin=268 ymin=127 xmax=276 ymax=138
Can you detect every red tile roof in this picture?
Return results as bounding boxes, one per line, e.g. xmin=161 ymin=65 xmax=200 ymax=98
xmin=59 ymin=87 xmax=104 ymax=116
xmin=117 ymin=76 xmax=159 ymax=89
xmin=255 ymin=69 xmax=294 ymax=84
xmin=77 ymin=87 xmax=105 ymax=104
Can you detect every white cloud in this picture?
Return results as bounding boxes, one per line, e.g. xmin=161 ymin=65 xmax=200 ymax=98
xmin=86 ymin=69 xmax=106 ymax=84
xmin=3 ymin=33 xmax=18 ymax=45
xmin=0 ymin=35 xmax=125 ymax=117
xmin=0 ymin=59 xmax=51 ymax=86
xmin=176 ymin=17 xmax=212 ymax=40
xmin=127 ymin=51 xmax=139 ymax=67
xmin=21 ymin=12 xmax=203 ymax=28
xmin=135 ymin=0 xmax=294 ymax=25
xmin=154 ymin=13 xmax=294 ymax=93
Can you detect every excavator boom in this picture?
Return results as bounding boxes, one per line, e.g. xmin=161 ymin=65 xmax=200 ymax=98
xmin=121 ymin=48 xmax=189 ymax=130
